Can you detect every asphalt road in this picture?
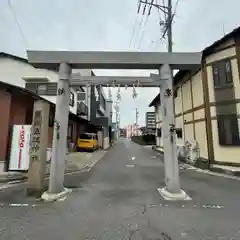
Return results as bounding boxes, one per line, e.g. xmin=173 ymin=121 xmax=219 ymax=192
xmin=1 ymin=139 xmax=240 ymax=239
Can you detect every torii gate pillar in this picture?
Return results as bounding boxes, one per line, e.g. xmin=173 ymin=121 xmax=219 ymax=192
xmin=157 ymin=64 xmax=191 ymax=200
xmin=42 ymin=63 xmax=72 ymax=201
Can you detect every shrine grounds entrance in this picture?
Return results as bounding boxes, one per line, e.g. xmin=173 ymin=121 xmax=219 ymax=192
xmin=27 ymin=50 xmax=201 ymax=201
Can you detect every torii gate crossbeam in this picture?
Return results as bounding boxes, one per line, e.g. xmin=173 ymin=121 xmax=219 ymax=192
xmin=70 ymin=76 xmax=165 ymax=87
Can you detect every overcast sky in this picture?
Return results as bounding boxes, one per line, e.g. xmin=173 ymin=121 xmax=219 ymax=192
xmin=1 ymin=0 xmax=239 ymax=127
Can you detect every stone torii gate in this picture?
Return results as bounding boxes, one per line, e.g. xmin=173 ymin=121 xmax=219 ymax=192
xmin=27 ymin=50 xmax=201 ymax=201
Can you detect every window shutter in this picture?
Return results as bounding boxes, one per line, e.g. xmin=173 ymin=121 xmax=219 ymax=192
xmin=47 ymin=83 xmax=57 ymax=95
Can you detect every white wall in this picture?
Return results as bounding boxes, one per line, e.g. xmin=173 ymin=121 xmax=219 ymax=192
xmin=0 ymin=57 xmax=58 ymax=88
xmin=0 ymin=57 xmax=83 ymax=115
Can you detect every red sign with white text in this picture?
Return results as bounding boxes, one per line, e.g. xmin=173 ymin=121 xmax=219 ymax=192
xmin=18 ymin=126 xmax=25 ymax=169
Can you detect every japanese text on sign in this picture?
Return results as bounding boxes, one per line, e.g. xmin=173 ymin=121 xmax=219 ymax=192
xmin=30 ymin=110 xmax=42 ymax=161
xmin=58 ymin=88 xmax=65 ymax=96
xmin=18 ymin=126 xmax=25 ymax=168
xmin=165 ymin=88 xmax=172 ymax=97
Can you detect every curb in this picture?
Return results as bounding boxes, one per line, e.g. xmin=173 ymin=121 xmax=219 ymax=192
xmin=151 ymin=146 xmax=240 ymax=179
xmin=210 ymin=166 xmax=240 ymax=177
xmin=0 ymin=175 xmax=27 ymax=183
xmin=152 ymin=146 xmax=164 ymax=154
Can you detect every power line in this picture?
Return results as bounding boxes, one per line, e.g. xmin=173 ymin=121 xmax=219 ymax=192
xmin=7 ymin=0 xmax=28 ymax=48
xmin=137 ymin=0 xmax=170 ymax=49
xmin=152 ymin=0 xmax=167 ymax=50
xmin=132 ymin=14 xmax=145 ymax=48
xmin=161 ymin=0 xmax=168 ymax=21
xmin=129 ymin=16 xmax=138 ymax=48
xmin=137 ymin=0 xmax=181 ymax=51
xmin=129 ymin=0 xmax=145 ymax=49
xmin=134 ymin=0 xmax=153 ymax=49
xmin=173 ymin=0 xmax=180 ymax=16
xmin=136 ymin=14 xmax=149 ymax=49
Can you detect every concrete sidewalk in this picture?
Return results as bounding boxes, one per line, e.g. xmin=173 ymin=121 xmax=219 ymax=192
xmin=65 ymin=150 xmax=106 ymax=172
xmin=0 ymin=149 xmax=108 ymax=202
xmin=0 ymin=150 xmax=107 ymax=183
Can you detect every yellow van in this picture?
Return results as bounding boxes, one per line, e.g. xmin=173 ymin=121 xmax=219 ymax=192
xmin=77 ymin=133 xmax=98 ymax=152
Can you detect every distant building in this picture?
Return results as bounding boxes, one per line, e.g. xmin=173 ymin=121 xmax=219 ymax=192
xmin=126 ymin=124 xmax=135 ymax=138
xmin=120 ymin=128 xmax=126 ymax=137
xmin=145 ymin=112 xmax=156 ymax=129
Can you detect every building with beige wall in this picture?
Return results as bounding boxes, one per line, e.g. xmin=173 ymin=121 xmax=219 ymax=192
xmin=149 ymin=26 xmax=240 ymax=167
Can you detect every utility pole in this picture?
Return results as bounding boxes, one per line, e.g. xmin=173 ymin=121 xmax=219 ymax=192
xmin=136 ymin=108 xmax=139 ymax=136
xmin=115 ymin=101 xmax=120 ymax=140
xmin=167 ymin=0 xmax=172 ymax=53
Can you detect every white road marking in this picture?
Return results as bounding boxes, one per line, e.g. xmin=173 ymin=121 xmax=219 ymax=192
xmin=8 ymin=180 xmax=22 ymax=184
xmin=1 ymin=203 xmax=39 ymax=208
xmin=181 ymin=232 xmax=187 ymax=237
xmin=126 ymin=165 xmax=134 ymax=168
xmin=9 ymin=203 xmax=29 ymax=207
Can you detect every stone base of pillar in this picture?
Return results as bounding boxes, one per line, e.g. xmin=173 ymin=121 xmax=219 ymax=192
xmin=157 ymin=187 xmax=191 ymax=201
xmin=41 ymin=188 xmax=72 ymax=202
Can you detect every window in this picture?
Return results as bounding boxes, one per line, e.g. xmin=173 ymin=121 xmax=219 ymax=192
xmin=77 ymin=91 xmax=86 ymax=101
xmin=157 ymin=128 xmax=161 ymax=137
xmin=79 ymin=134 xmax=92 ymax=140
xmin=176 ymin=128 xmax=183 ymax=139
xmin=212 ymin=65 xmax=220 ymax=86
xmin=225 ymin=60 xmax=233 ymax=84
xmin=212 ymin=59 xmax=233 ymax=87
xmin=217 ymin=114 xmax=240 ymax=146
xmin=69 ymin=92 xmax=75 ymax=107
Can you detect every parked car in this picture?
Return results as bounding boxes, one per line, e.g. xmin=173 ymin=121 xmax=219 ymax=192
xmin=76 ymin=133 xmax=98 ymax=152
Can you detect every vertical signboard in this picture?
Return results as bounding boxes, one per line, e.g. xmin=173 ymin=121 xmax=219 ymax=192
xmin=9 ymin=125 xmax=31 ymax=171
